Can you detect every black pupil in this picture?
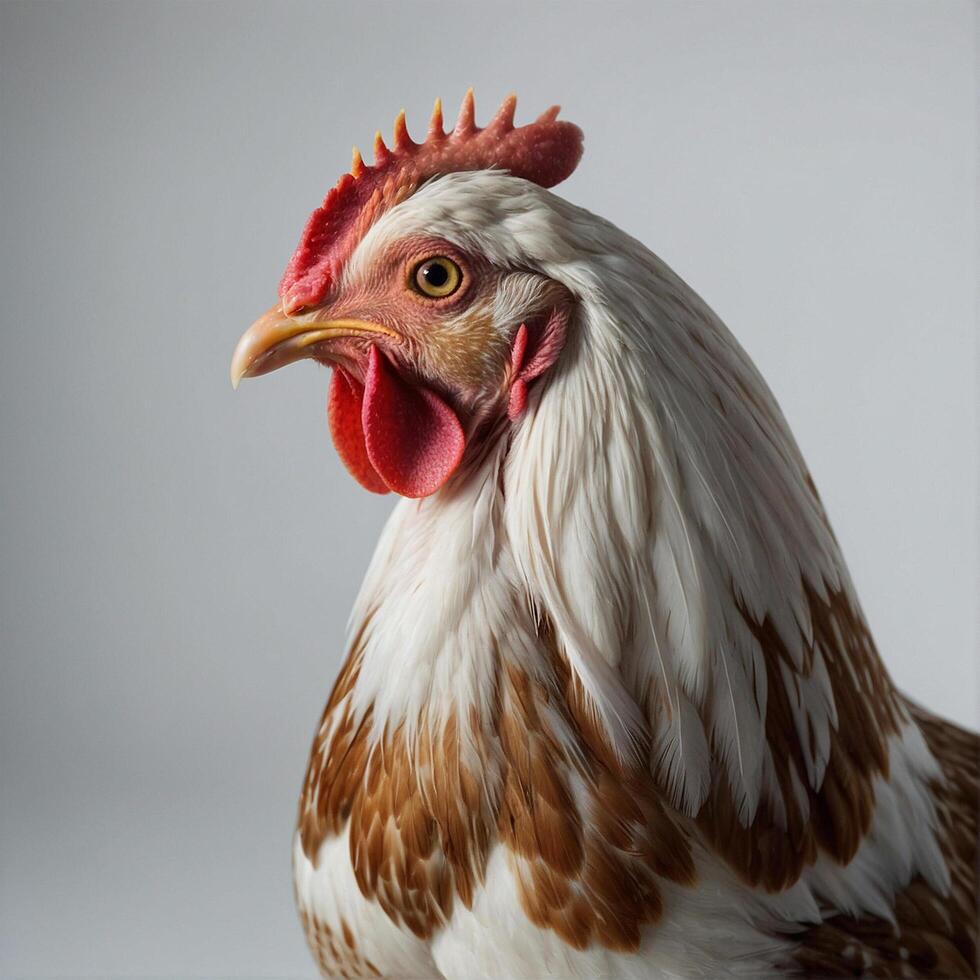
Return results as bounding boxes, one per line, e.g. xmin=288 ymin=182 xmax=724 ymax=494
xmin=422 ymin=261 xmax=449 ymax=288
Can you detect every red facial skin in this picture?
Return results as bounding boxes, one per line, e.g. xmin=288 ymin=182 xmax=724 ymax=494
xmin=304 ymin=237 xmax=502 ymax=399
xmin=233 ymin=235 xmax=571 ymax=497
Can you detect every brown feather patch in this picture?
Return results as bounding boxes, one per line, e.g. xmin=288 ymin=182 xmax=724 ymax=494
xmin=296 ymin=618 xmax=696 ymax=954
xmin=297 ymin=906 xmax=381 ymax=978
xmin=297 ymin=620 xmax=373 ymax=858
xmin=791 ymin=701 xmax=978 ymax=978
xmin=697 ymin=584 xmax=904 ymax=891
xmin=497 ymin=647 xmax=696 ymax=952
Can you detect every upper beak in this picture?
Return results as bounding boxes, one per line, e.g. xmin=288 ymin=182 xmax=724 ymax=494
xmin=230 ymin=305 xmax=399 ymax=389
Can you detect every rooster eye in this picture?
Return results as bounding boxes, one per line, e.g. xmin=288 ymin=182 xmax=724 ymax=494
xmin=411 ymin=257 xmax=462 ymax=299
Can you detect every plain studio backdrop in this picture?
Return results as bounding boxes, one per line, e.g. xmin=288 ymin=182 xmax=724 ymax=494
xmin=0 ymin=1 xmax=975 ymax=976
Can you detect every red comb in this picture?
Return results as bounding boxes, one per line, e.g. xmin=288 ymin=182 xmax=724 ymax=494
xmin=278 ymin=92 xmax=583 ymax=313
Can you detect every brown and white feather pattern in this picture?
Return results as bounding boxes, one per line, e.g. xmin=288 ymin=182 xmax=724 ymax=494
xmin=293 ymin=171 xmax=977 ymax=978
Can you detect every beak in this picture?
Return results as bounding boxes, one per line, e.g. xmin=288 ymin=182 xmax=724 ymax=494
xmin=230 ymin=304 xmax=400 ymax=389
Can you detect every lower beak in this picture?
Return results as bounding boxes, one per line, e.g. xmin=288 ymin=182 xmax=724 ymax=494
xmin=229 ymin=304 xmax=399 ymax=389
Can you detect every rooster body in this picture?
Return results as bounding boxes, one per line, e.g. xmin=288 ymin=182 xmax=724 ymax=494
xmin=232 ymin=97 xmax=977 ymax=978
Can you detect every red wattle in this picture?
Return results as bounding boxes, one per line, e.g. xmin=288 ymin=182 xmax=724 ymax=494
xmin=327 ymin=369 xmax=390 ymax=494
xmin=326 ymin=351 xmax=466 ymax=498
xmin=362 ymin=346 xmax=465 ymax=498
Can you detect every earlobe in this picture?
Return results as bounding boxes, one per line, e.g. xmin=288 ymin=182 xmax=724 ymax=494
xmin=508 ymin=378 xmax=529 ymax=421
xmin=508 ymin=323 xmax=530 ymax=421
xmin=507 ymin=306 xmax=569 ymax=421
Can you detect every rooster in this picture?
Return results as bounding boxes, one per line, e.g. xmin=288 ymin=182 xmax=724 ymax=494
xmin=230 ymin=93 xmax=977 ymax=979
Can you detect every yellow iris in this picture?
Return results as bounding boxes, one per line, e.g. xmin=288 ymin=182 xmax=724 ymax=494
xmin=412 ymin=256 xmax=462 ymax=298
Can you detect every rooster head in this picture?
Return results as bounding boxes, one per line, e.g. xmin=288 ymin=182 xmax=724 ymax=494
xmin=230 ymin=93 xmax=582 ymax=498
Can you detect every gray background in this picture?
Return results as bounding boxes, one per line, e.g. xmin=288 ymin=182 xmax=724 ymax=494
xmin=1 ymin=1 xmax=976 ymax=976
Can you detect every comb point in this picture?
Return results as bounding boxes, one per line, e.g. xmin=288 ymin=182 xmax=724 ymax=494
xmin=428 ymin=97 xmax=444 ymax=138
xmin=455 ymin=88 xmax=476 ymax=135
xmin=350 ymin=145 xmax=365 ymax=177
xmin=393 ymin=109 xmax=413 ymax=151
xmin=536 ymin=105 xmax=561 ymax=124
xmin=373 ymin=131 xmax=391 ymax=165
xmin=491 ymin=93 xmax=518 ymax=132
